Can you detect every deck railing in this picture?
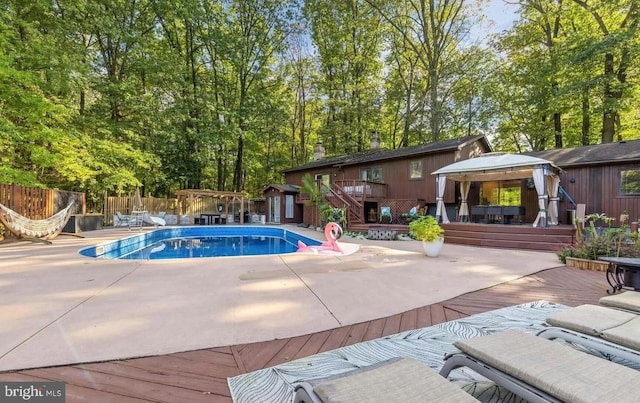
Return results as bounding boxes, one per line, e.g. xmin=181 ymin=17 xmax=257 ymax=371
xmin=333 ymin=180 xmax=387 ymax=200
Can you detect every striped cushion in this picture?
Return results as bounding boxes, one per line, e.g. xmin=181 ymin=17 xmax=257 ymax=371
xmin=454 ymin=330 xmax=640 ymax=403
xmin=546 ymin=304 xmax=636 ymax=336
xmin=312 ymin=357 xmax=477 ymax=403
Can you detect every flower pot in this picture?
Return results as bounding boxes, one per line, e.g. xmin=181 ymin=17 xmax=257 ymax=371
xmin=422 ymin=237 xmax=444 ymax=257
xmin=565 ymin=257 xmax=609 ymax=272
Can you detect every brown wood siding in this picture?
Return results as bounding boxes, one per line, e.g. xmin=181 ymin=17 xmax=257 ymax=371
xmin=556 ymin=163 xmax=640 ymax=224
xmin=287 ymin=152 xmax=461 ymax=205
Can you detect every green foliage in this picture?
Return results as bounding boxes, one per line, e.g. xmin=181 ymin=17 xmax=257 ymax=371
xmin=1 ymin=0 xmax=640 ymax=205
xmin=557 ymin=213 xmax=640 ymax=263
xmin=409 ymin=215 xmax=444 ymax=242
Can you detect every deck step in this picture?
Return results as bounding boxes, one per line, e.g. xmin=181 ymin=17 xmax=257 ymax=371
xmin=442 ymin=223 xmax=575 ymax=252
xmin=347 ymin=222 xmax=575 ymax=252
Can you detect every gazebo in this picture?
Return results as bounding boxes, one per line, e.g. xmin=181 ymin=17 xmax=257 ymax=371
xmin=175 ymin=189 xmax=247 ymax=225
xmin=431 ymin=153 xmax=562 ymax=227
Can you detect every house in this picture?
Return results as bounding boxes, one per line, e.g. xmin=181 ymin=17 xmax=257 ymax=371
xmin=270 ymin=134 xmax=492 ymax=227
xmin=526 ymin=140 xmax=640 ymax=225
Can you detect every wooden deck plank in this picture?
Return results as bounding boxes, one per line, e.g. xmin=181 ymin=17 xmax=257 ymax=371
xmin=264 ymin=334 xmax=312 ymax=368
xmin=380 ymin=314 xmax=401 ymax=337
xmin=0 ymin=266 xmax=608 ymax=403
xmin=234 ymin=338 xmax=289 ymax=372
xmin=361 ymin=318 xmax=386 ymax=341
xmin=26 ymin=366 xmax=216 ymax=403
xmin=319 ymin=326 xmax=354 ymax=353
xmin=342 ymin=322 xmax=370 ymax=346
xmin=398 ymin=308 xmax=418 ymax=332
xmin=291 ymin=330 xmax=332 ymax=361
xmin=415 ymin=305 xmax=433 ymax=328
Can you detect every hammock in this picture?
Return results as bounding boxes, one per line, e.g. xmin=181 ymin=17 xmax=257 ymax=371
xmin=0 ymin=202 xmax=74 ymax=240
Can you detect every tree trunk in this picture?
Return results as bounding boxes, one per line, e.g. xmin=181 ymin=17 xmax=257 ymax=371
xmin=581 ymin=87 xmax=590 ymax=145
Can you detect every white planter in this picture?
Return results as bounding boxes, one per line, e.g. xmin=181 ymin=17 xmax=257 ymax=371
xmin=422 ymin=238 xmax=444 ymax=257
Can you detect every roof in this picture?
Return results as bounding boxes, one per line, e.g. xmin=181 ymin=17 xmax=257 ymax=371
xmin=282 ymin=135 xmax=490 ymax=173
xmin=432 ymin=153 xmax=560 ymax=182
xmin=263 ymin=184 xmax=301 ymax=193
xmin=525 ymin=140 xmax=640 ymax=167
xmin=175 ymin=189 xmax=247 ymax=198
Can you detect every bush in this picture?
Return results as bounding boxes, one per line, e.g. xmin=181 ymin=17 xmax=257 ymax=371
xmin=557 ymin=213 xmax=640 ymax=263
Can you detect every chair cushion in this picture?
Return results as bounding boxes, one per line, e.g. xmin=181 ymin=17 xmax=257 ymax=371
xmin=546 ymin=304 xmax=636 ymax=336
xmin=602 ymin=316 xmax=640 ymax=351
xmin=311 ymin=357 xmax=477 ymax=403
xmin=600 ymin=291 xmax=640 ymax=313
xmin=454 ymin=329 xmax=640 ymax=403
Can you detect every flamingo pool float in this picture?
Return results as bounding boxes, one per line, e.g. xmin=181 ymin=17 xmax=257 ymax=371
xmin=297 ymin=222 xmax=343 ymax=254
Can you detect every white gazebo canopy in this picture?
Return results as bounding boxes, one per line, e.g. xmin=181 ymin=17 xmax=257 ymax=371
xmin=431 ymin=153 xmax=562 ymax=227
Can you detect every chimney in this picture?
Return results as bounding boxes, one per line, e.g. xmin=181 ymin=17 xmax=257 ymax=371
xmin=370 ymin=131 xmax=381 ymax=149
xmin=313 ymin=142 xmax=326 ymax=161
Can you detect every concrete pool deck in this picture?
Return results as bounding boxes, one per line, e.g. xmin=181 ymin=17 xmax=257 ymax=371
xmin=0 ymin=225 xmax=563 ymax=372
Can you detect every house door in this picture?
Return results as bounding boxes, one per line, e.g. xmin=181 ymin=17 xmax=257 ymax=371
xmin=269 ymin=196 xmax=281 ymax=223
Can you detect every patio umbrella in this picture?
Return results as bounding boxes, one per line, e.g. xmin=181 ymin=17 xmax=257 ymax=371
xmin=134 ymin=188 xmax=143 ymax=211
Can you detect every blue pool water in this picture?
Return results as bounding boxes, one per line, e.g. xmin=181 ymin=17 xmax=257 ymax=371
xmin=79 ymin=226 xmax=322 ymax=260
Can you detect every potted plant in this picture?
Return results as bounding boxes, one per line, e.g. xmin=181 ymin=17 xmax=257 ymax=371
xmin=409 ymin=215 xmax=445 ymax=257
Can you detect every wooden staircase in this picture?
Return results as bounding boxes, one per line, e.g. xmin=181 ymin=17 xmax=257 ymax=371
xmin=324 ymin=183 xmax=363 ymax=224
xmin=442 ymin=223 xmax=576 ymax=252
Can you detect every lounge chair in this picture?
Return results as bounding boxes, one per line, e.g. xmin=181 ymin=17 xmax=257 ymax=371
xmin=440 ymin=329 xmax=640 ymax=403
xmin=536 ymin=304 xmax=640 ymax=365
xmin=599 ymin=290 xmax=640 ymax=313
xmin=294 ymin=357 xmax=478 ymax=403
xmin=142 ymin=212 xmax=166 ymax=227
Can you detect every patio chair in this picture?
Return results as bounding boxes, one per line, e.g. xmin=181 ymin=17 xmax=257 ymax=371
xmin=380 ymin=206 xmax=392 ymax=224
xmin=440 ymin=329 xmax=640 ymax=403
xmin=293 ymin=357 xmax=478 ymax=403
xmin=115 ymin=212 xmax=132 ymax=227
xmin=536 ymin=304 xmax=640 ymax=365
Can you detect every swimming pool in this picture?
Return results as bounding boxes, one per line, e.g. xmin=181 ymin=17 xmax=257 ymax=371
xmin=79 ymin=226 xmax=322 ymax=260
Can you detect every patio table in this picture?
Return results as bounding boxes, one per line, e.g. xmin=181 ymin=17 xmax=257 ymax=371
xmin=598 ymin=256 xmax=640 ymax=294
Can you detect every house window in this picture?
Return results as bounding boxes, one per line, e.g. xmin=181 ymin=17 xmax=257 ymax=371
xmin=620 ymin=169 xmax=640 ymax=195
xmin=285 ymin=195 xmax=294 ymax=218
xmin=360 ymin=167 xmax=383 ymax=183
xmin=409 ymin=160 xmax=423 ymax=179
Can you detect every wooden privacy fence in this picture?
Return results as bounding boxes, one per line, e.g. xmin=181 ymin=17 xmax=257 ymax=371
xmin=0 ymin=184 xmax=85 ymax=219
xmin=104 ymin=195 xmax=252 ymax=226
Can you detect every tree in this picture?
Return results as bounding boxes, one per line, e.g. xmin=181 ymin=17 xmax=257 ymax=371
xmin=367 ymin=0 xmax=476 ymax=142
xmin=571 ymin=0 xmax=638 ymax=143
xmin=305 ymin=0 xmax=384 ymax=153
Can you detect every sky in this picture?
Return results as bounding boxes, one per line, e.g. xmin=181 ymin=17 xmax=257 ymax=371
xmin=473 ymin=0 xmax=521 ymax=43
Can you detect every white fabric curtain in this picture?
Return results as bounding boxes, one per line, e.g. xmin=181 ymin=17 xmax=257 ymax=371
xmin=458 ymin=180 xmax=471 ymax=222
xmin=435 ymin=175 xmax=450 ymax=223
xmin=546 ymin=175 xmax=560 ymax=225
xmin=532 ymin=166 xmax=548 ymax=227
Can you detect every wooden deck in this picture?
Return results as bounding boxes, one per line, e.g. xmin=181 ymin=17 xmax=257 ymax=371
xmin=0 ymin=266 xmax=607 ymax=402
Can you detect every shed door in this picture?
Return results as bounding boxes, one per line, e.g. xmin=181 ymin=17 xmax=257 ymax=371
xmin=270 ymin=196 xmax=281 ymax=223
